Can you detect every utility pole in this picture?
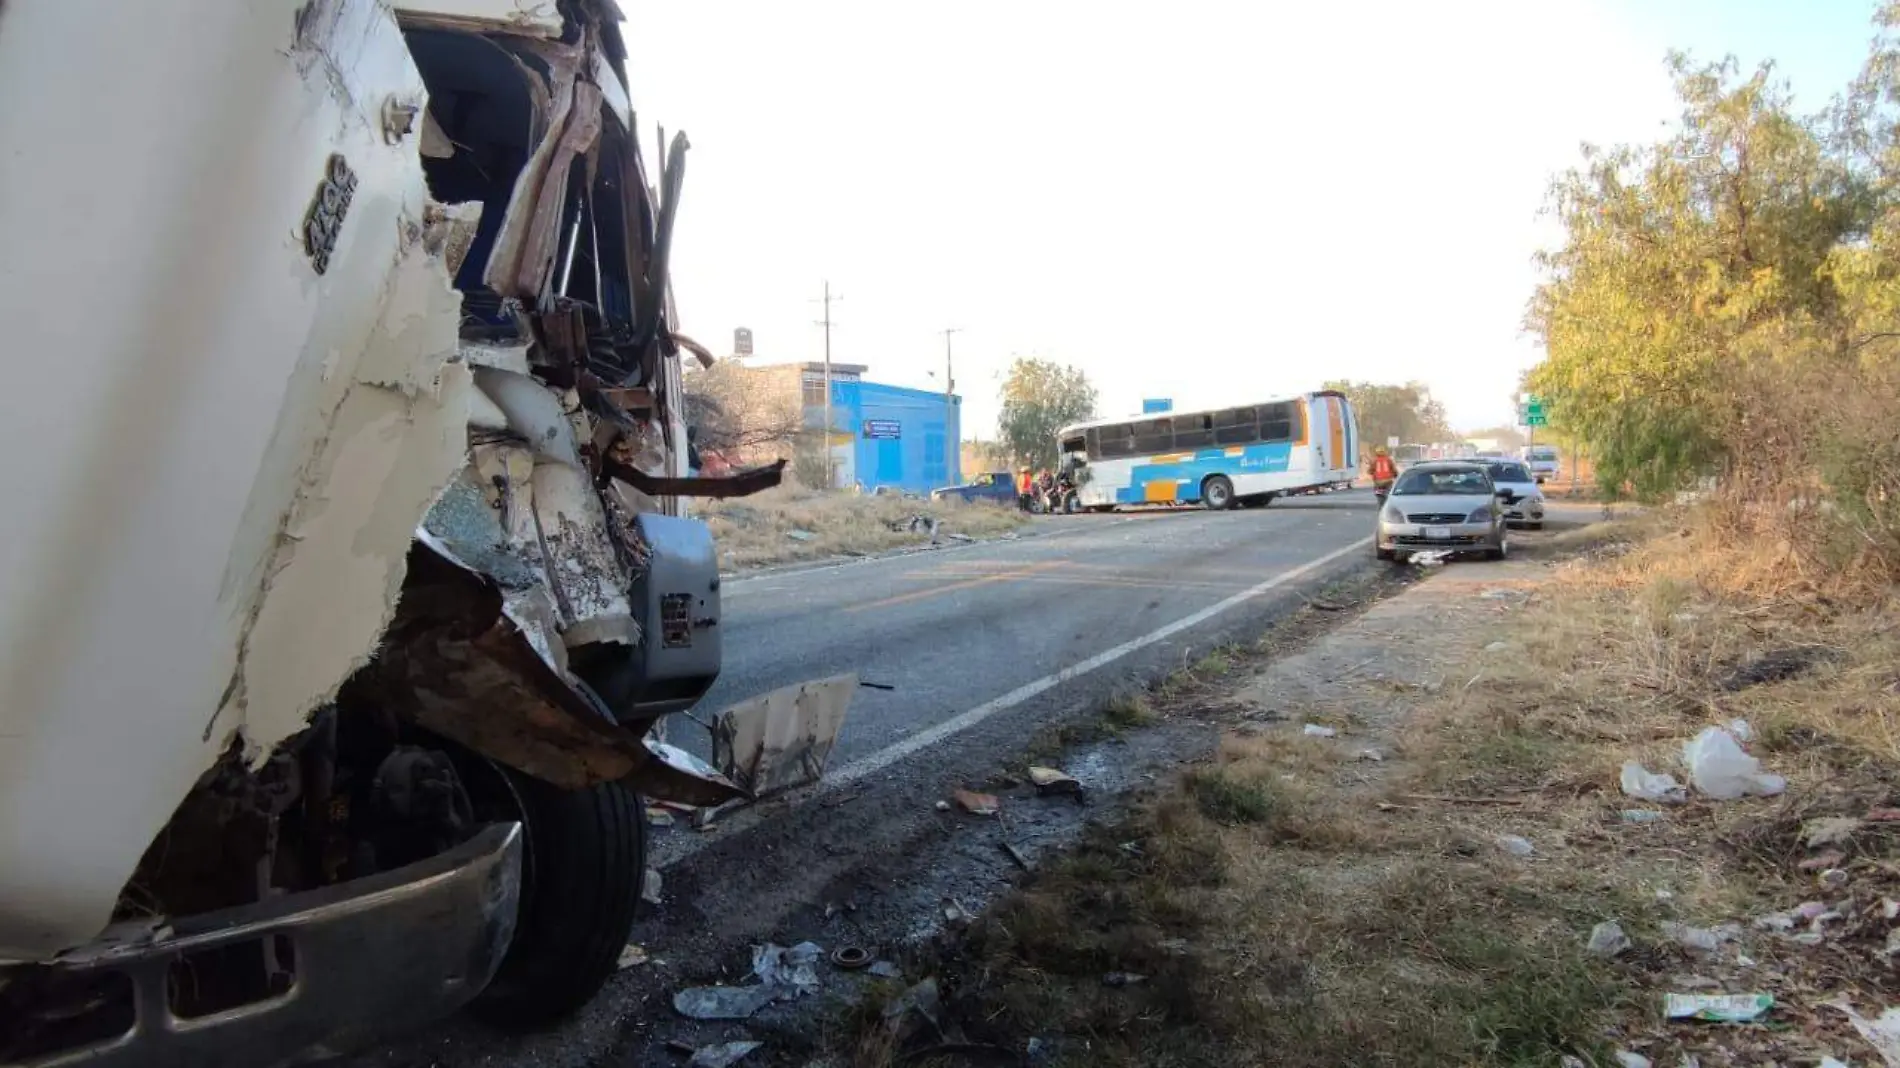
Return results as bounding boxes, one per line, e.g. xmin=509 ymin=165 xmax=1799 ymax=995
xmin=813 ymin=281 xmax=842 ymax=489
xmin=941 ymin=326 xmax=961 ymax=486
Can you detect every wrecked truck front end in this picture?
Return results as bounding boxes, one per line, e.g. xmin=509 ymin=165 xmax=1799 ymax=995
xmin=0 ymin=1 xmax=804 ymax=1064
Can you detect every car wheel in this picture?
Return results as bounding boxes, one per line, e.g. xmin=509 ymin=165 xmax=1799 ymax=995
xmin=1486 ymin=535 xmax=1508 ymax=561
xmin=472 ymin=769 xmax=645 ymax=1029
xmin=1527 ymin=521 xmax=1544 ymax=530
xmin=1202 ymin=475 xmax=1236 ymax=511
xmin=1376 ymin=547 xmax=1394 ymax=561
xmin=1386 ymin=550 xmax=1409 ymax=566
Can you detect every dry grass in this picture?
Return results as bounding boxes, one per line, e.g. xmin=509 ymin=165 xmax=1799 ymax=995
xmin=846 ymin=509 xmax=1900 ymax=1067
xmin=696 ymin=485 xmax=1028 ymax=570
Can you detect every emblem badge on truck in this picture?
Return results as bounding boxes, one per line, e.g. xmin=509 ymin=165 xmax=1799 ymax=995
xmin=302 ymin=153 xmax=358 ymax=275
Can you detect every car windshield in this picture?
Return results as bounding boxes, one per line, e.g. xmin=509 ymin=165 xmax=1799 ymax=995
xmin=1486 ymin=463 xmax=1533 ymax=482
xmin=1392 ymin=468 xmax=1491 ymax=496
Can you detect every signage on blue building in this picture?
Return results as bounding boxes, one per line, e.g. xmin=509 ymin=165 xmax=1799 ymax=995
xmin=863 ymin=419 xmax=902 ymax=439
xmin=1142 ymin=398 xmax=1172 ymax=413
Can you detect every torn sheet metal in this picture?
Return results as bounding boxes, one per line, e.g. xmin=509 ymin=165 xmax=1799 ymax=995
xmin=454 ymin=367 xmax=638 ymax=648
xmin=384 ymin=536 xmax=743 ymax=807
xmin=394 ymin=0 xmax=565 ymax=38
xmin=712 ymin=676 xmax=857 ymax=798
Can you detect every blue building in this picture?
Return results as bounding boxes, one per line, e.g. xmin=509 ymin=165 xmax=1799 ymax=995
xmin=791 ymin=362 xmax=961 ymax=493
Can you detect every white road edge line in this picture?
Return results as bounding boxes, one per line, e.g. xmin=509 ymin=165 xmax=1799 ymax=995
xmin=653 ymin=536 xmax=1373 ymax=868
xmin=823 ymin=536 xmax=1374 ymax=789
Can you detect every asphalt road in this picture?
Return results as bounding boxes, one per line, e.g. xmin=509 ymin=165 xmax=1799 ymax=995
xmin=345 ymin=490 xmax=1380 ymax=1068
xmin=684 ymin=491 xmax=1374 ymax=774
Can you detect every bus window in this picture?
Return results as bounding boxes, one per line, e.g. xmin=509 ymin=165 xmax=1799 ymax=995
xmin=1060 ymin=434 xmax=1086 ymax=455
xmin=1214 ymin=407 xmax=1257 ymax=445
xmin=1173 ymin=413 xmax=1215 ymax=449
xmin=1096 ymin=424 xmax=1136 ymax=459
xmin=1259 ymin=402 xmax=1294 ymax=442
xmin=1131 ymin=417 xmax=1174 ymax=454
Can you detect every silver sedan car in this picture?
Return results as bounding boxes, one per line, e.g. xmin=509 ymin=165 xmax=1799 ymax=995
xmin=1375 ymin=461 xmax=1516 ymax=563
xmin=1480 ymin=459 xmax=1547 ymax=529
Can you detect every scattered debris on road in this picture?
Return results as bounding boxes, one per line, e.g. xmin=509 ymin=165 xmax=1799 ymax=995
xmin=1830 ymin=1001 xmax=1900 ymax=1066
xmin=688 ymin=1040 xmax=763 ymax=1068
xmin=830 ymin=945 xmax=873 ymax=970
xmin=1302 ymin=723 xmax=1337 ymax=738
xmin=952 ymin=789 xmax=1001 ymax=816
xmin=1660 ymin=921 xmax=1742 ymax=953
xmin=1683 ymin=722 xmax=1786 ymax=798
xmin=1664 ymin=992 xmax=1774 ymax=1022
xmin=1027 ymin=765 xmax=1083 ymax=799
xmin=751 ymin=941 xmax=822 ymax=997
xmin=1586 ymin=920 xmax=1631 ymax=957
xmin=785 ymin=529 xmax=817 ymax=542
xmin=1620 ymin=761 xmax=1688 ymax=803
xmin=673 ymin=984 xmax=778 ymax=1021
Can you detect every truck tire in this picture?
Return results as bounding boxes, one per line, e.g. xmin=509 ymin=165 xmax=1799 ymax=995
xmin=475 ymin=770 xmax=645 ymax=1029
xmin=1201 ymin=475 xmax=1235 ymax=511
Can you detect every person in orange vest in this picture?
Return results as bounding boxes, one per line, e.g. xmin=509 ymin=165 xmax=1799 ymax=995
xmin=1016 ymin=467 xmax=1033 ymax=496
xmin=1368 ymin=446 xmax=1398 ymax=498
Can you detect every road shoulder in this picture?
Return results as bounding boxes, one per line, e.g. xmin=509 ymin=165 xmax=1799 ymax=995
xmin=834 ymin=514 xmax=1900 ymax=1066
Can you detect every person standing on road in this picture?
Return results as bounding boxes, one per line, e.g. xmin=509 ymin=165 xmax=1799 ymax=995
xmin=1369 ymin=446 xmax=1397 ymax=497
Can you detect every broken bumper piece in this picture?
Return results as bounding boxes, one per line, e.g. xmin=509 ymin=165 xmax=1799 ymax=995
xmin=1 ymin=823 xmax=522 ymax=1068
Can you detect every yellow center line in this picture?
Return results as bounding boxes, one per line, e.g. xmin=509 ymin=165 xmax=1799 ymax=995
xmin=843 ymin=560 xmax=1069 ymax=613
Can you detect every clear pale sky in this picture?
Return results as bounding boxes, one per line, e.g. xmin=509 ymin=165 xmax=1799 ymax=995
xmin=623 ymin=0 xmax=1880 ymax=438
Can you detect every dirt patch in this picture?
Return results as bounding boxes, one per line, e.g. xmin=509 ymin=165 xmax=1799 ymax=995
xmin=699 ymin=488 xmax=1028 ymax=571
xmin=833 ymin=513 xmax=1900 ymax=1067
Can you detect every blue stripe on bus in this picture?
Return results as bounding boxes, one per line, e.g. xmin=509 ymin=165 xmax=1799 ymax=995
xmin=1113 ymin=441 xmax=1294 ymax=504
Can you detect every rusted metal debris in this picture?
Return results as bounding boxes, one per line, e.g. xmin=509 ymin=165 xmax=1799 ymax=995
xmin=603 ymin=456 xmax=787 ymax=499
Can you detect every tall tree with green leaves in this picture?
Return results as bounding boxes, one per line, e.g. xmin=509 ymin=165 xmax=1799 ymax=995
xmin=1320 ymin=381 xmax=1454 ymax=454
xmin=1526 ymin=50 xmax=1873 ymax=498
xmin=998 ymin=358 xmax=1098 ymax=469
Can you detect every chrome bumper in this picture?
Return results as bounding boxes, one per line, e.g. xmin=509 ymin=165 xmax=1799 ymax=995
xmin=4 ymin=823 xmax=522 ymax=1068
xmin=1378 ymin=523 xmax=1498 ymax=549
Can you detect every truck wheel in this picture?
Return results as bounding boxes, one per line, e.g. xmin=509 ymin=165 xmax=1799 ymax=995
xmin=1201 ymin=475 xmax=1235 ymax=511
xmin=475 ymin=769 xmax=645 ymax=1029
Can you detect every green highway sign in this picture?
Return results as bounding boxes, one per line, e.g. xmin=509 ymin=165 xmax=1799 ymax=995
xmin=1522 ymin=395 xmax=1548 ymax=428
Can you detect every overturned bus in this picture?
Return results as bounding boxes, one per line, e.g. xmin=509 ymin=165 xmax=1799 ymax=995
xmin=0 ymin=2 xmax=791 ymax=1064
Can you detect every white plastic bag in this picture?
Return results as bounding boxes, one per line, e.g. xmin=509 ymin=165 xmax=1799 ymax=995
xmin=1620 ymin=761 xmax=1688 ymax=804
xmin=1684 ymin=726 xmax=1786 ymax=800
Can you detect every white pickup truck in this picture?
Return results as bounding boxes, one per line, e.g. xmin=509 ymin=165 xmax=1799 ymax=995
xmin=0 ymin=3 xmax=794 ymax=1064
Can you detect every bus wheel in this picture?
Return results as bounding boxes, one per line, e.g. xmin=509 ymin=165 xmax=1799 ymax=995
xmin=1202 ymin=475 xmax=1236 ymax=511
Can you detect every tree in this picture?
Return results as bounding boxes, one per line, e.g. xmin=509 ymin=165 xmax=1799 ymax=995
xmin=1525 ymin=50 xmax=1871 ymax=498
xmin=1522 ymin=5 xmax=1900 ymax=571
xmin=682 ymin=363 xmax=806 ymax=459
xmin=1321 ymin=381 xmax=1454 ymax=454
xmin=998 ymin=358 xmax=1098 ymax=469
